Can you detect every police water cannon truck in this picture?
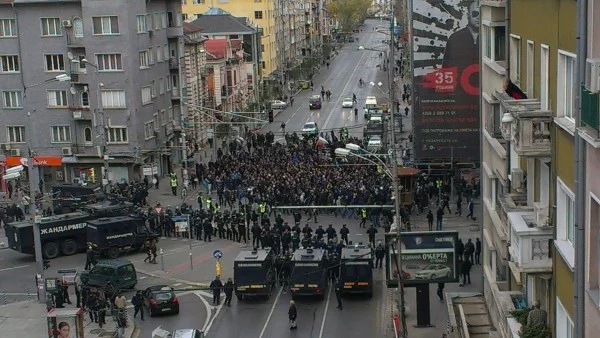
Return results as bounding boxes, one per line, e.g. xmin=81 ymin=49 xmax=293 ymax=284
xmin=4 ymin=202 xmax=134 ymax=259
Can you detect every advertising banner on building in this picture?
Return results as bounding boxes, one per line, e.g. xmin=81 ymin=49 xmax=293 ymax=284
xmin=411 ymin=0 xmax=480 ymax=161
xmin=386 ymin=231 xmax=459 ymax=286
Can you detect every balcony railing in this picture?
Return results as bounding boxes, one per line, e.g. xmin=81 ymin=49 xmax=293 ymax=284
xmin=66 ymin=34 xmax=85 ymax=47
xmin=496 ymin=91 xmax=552 ymax=157
xmin=508 ymin=211 xmax=552 ymax=273
xmin=581 ymin=88 xmax=600 ymax=136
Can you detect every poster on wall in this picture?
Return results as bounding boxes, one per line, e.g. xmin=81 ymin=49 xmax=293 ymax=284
xmin=411 ymin=0 xmax=480 ymax=161
xmin=47 ymin=310 xmax=84 ymax=338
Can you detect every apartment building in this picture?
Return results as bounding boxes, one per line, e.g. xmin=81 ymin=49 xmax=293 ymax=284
xmin=480 ymin=0 xmax=577 ymax=336
xmin=274 ymin=0 xmax=306 ymax=84
xmin=0 ymin=0 xmax=184 ymax=192
xmin=580 ymin=0 xmax=600 ymax=336
xmin=183 ymin=22 xmax=208 ymax=146
xmin=182 ymin=0 xmax=278 ymax=77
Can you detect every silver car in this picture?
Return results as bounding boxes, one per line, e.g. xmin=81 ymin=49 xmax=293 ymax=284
xmin=302 ymin=121 xmax=318 ymax=135
xmin=270 ymin=100 xmax=288 ymax=109
xmin=342 ymin=97 xmax=354 ymax=108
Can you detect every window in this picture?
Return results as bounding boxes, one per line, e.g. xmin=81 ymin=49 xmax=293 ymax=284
xmin=157 ymin=46 xmax=163 ymax=62
xmin=139 ymin=51 xmax=149 ymax=68
xmin=558 ymin=50 xmax=576 ymax=119
xmin=171 ymin=74 xmax=179 ymax=89
xmin=483 ymin=25 xmax=505 ymax=62
xmin=557 ymin=177 xmax=576 ymax=263
xmin=107 ymin=127 xmax=128 ymax=144
xmin=0 ymin=18 xmax=16 ymax=37
xmin=161 ymin=12 xmax=167 ymax=29
xmin=84 ymin=127 xmax=93 ymax=143
xmin=47 ymin=90 xmax=67 ymax=107
xmin=254 ymin=11 xmax=263 ymax=19
xmin=6 ymin=126 xmax=25 ymax=142
xmin=0 ymin=55 xmax=19 ymax=73
xmin=136 ymin=15 xmax=147 ymax=33
xmin=540 ymin=45 xmax=549 ymax=110
xmin=151 ymin=80 xmax=156 ymax=97
xmin=141 ymin=86 xmax=152 ymax=105
xmin=167 ymin=12 xmax=174 ymax=27
xmin=509 ymin=35 xmax=521 ymax=85
xmin=2 ymin=90 xmax=21 ymax=108
xmin=92 ymin=16 xmax=119 ymax=35
xmin=96 ymin=54 xmax=122 ymax=71
xmin=101 ymin=90 xmax=126 ymax=108
xmin=526 ymin=41 xmax=534 ymax=96
xmin=181 ymin=0 xmax=187 ymax=4
xmin=168 ymin=106 xmax=174 ymax=121
xmin=166 ymin=75 xmax=171 ymax=91
xmin=484 ymin=95 xmax=501 ymax=137
xmin=192 ymin=0 xmax=205 ymax=3
xmin=148 ymin=47 xmax=154 ymax=64
xmin=44 ymin=54 xmax=65 ymax=72
xmin=255 ymin=0 xmax=262 ymax=2
xmin=41 ymin=18 xmax=61 ymax=36
xmin=262 ymin=61 xmax=265 ymax=69
xmin=51 ymin=126 xmax=71 ymax=143
xmin=182 ymin=13 xmax=188 ymax=22
xmin=144 ymin=121 xmax=156 ymax=139
xmin=81 ymin=92 xmax=89 ymax=107
xmin=146 ymin=14 xmax=152 ymax=31
xmin=163 ymin=44 xmax=169 ymax=60
xmin=73 ymin=17 xmax=83 ymax=37
xmin=153 ymin=13 xmax=161 ymax=30
xmin=160 ymin=109 xmax=166 ymax=125
xmin=555 ymin=298 xmax=574 ymax=338
xmin=159 ymin=78 xmax=165 ymax=95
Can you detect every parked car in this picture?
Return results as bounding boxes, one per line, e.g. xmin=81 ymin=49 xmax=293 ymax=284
xmin=270 ymin=100 xmax=288 ymax=109
xmin=302 ymin=121 xmax=318 ymax=135
xmin=342 ymin=97 xmax=354 ymax=108
xmin=367 ymin=135 xmax=382 ymax=150
xmin=143 ymin=285 xmax=180 ymax=316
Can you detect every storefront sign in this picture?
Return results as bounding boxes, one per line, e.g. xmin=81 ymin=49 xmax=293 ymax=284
xmin=142 ymin=164 xmax=159 ymax=176
xmin=5 ymin=156 xmax=63 ymax=167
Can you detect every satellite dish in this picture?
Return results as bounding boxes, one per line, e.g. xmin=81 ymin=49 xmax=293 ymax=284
xmin=70 ymin=87 xmax=77 ymax=95
xmin=67 ymin=52 xmax=74 ymax=60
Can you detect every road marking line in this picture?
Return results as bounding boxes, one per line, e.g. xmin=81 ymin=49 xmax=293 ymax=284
xmin=139 ymin=276 xmax=148 ymax=280
xmin=193 ymin=291 xmax=213 ymax=333
xmin=173 ymin=282 xmax=183 ymax=287
xmin=258 ymin=287 xmax=284 ymax=338
xmin=204 ymin=292 xmax=225 ymax=334
xmin=318 ymin=284 xmax=333 ymax=338
xmin=0 ymin=264 xmax=30 ymax=272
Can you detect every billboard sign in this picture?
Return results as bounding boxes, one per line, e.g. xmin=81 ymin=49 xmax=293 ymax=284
xmin=411 ymin=0 xmax=480 ymax=161
xmin=385 ymin=231 xmax=459 ymax=286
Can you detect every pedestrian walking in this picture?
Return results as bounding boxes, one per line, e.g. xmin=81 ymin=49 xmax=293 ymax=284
xmin=288 ymin=300 xmax=298 ymax=330
xmin=132 ymin=291 xmax=144 ymax=321
xmin=169 ymin=171 xmax=178 ymax=196
xmin=436 ymin=207 xmax=444 ymax=231
xmin=466 ymin=200 xmax=475 ymax=220
xmin=223 ymin=278 xmax=234 ymax=307
xmin=475 ymin=238 xmax=482 ymax=265
xmin=375 ymin=242 xmax=385 ymax=268
xmin=366 ymin=225 xmax=378 ymax=247
xmin=210 ymin=276 xmax=223 ymax=305
xmin=426 ymin=210 xmax=434 ymax=231
xmin=459 ymin=255 xmax=472 ymax=286
xmin=437 ymin=283 xmax=445 ymax=302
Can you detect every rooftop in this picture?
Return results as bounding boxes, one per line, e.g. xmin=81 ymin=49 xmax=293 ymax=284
xmin=191 ymin=13 xmax=256 ymax=35
xmin=204 ymin=39 xmax=228 ymax=60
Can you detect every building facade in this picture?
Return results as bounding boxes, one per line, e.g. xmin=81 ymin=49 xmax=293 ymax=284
xmin=480 ymin=0 xmax=577 ymax=336
xmin=183 ymin=22 xmax=208 ymax=147
xmin=182 ymin=0 xmax=278 ymax=77
xmin=581 ymin=0 xmax=600 ymax=336
xmin=0 ymin=0 xmax=184 ymax=192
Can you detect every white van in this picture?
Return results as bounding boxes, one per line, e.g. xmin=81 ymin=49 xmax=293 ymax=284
xmin=364 ymin=96 xmax=378 ymax=116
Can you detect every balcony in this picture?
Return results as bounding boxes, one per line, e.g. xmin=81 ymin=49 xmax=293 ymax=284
xmin=580 ymin=88 xmax=600 ymax=146
xmin=495 ymin=192 xmax=530 ymax=238
xmin=71 ymin=109 xmax=93 ymax=120
xmin=66 ymin=34 xmax=85 ymax=47
xmin=171 ymin=87 xmax=180 ymax=99
xmin=166 ymin=26 xmax=183 ymax=39
xmin=496 ymin=91 xmax=552 ymax=157
xmin=169 ymin=58 xmax=179 ymax=70
xmin=508 ymin=211 xmax=553 ymax=274
xmin=69 ymin=71 xmax=87 ymax=83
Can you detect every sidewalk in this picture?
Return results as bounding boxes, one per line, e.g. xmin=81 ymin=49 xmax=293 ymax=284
xmin=0 ymin=300 xmax=135 ymax=338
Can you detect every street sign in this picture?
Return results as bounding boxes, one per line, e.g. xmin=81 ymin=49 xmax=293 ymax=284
xmin=153 ymin=206 xmax=163 ymax=214
xmin=172 ymin=215 xmax=189 ymax=233
xmin=213 ymin=249 xmax=223 ymax=260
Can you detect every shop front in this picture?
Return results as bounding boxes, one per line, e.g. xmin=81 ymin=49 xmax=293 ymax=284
xmin=62 ymin=156 xmax=135 ymax=186
xmin=3 ymin=156 xmax=64 ymax=193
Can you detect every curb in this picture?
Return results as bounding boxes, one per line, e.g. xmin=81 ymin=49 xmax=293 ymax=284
xmin=136 ymin=269 xmax=210 ymax=289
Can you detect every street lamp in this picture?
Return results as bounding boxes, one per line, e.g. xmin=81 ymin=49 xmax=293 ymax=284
xmin=22 ymin=73 xmax=71 ymax=305
xmin=76 ymin=58 xmax=110 ymax=193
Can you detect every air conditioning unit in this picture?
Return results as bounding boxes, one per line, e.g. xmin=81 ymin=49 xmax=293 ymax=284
xmin=62 ymin=20 xmax=72 ymax=28
xmin=10 ymin=149 xmax=20 ymax=156
xmin=62 ymin=147 xmax=73 ymax=156
xmin=585 ymin=59 xmax=600 ymax=93
xmin=0 ymin=143 xmax=10 ymax=151
xmin=72 ymin=111 xmax=82 ymax=119
xmin=510 ymin=168 xmax=524 ymax=190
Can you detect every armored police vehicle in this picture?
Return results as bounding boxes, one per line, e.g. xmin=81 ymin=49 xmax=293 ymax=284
xmin=233 ymin=248 xmax=276 ymax=300
xmin=4 ymin=202 xmax=133 ymax=259
xmin=339 ymin=245 xmax=374 ymax=297
xmin=289 ymin=248 xmax=329 ymax=299
xmin=52 ymin=183 xmax=105 ymax=214
xmin=87 ymin=216 xmax=159 ymax=259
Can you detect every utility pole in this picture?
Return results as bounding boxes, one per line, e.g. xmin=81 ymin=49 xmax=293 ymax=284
xmin=388 ymin=0 xmax=407 ymax=335
xmin=574 ymin=0 xmax=588 ymax=335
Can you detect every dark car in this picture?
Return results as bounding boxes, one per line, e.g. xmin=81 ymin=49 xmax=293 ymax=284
xmin=142 ymin=285 xmax=180 ymax=316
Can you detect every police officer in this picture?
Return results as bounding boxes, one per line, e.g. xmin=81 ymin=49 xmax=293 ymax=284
xmin=203 ymin=217 xmax=213 ymax=242
xmin=339 ymin=224 xmax=350 ymax=245
xmin=196 ymin=192 xmax=203 ymax=210
xmin=259 ymin=201 xmax=267 ymax=217
xmin=223 ymin=278 xmax=234 ymax=307
xmin=315 ymin=225 xmax=325 ymax=241
xmin=359 ymin=208 xmax=368 ymax=228
xmin=169 ymin=171 xmax=178 ymax=196
xmin=335 ymin=280 xmax=343 ymax=310
xmin=375 ymin=242 xmax=385 ymax=268
xmin=210 ymin=276 xmax=223 ymax=305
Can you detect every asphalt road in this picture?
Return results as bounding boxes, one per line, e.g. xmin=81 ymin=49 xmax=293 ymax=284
xmin=261 ymin=20 xmax=391 ymax=140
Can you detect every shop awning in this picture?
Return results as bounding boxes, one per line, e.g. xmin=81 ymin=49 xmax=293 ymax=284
xmin=61 ymin=156 xmax=137 ymax=164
